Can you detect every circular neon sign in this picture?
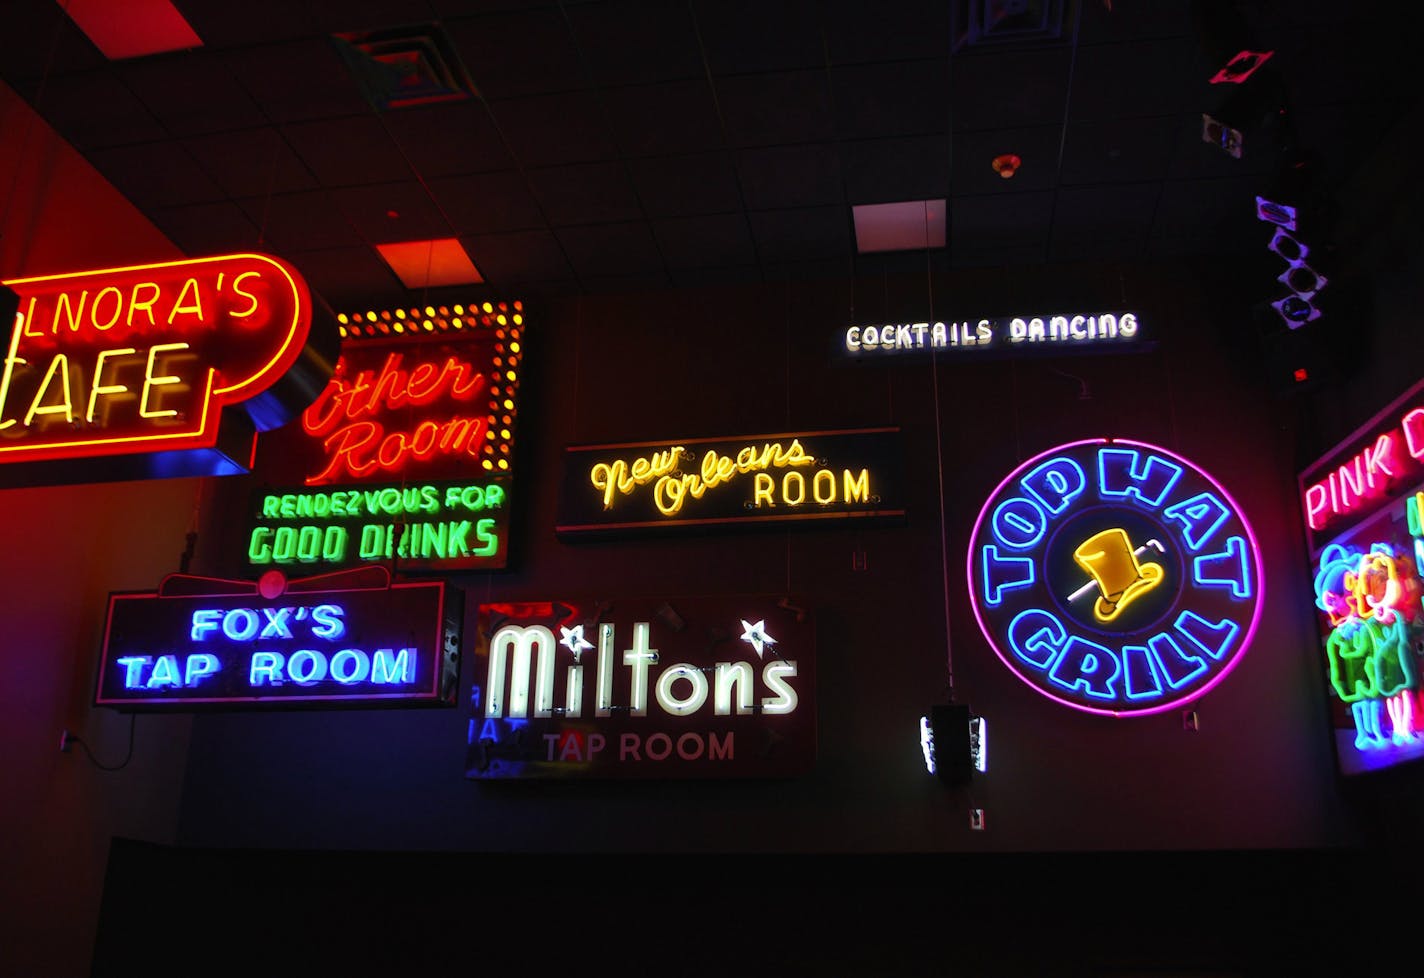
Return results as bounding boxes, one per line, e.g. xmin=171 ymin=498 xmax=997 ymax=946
xmin=967 ymin=438 xmax=1264 ymax=716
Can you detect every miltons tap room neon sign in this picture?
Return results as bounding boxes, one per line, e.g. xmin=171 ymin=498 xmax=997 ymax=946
xmin=467 ymin=595 xmax=815 ymax=779
xmin=555 ymin=427 xmax=904 ymax=537
xmin=246 ymin=302 xmax=521 ymax=571
xmin=0 ymin=254 xmax=336 ymax=485
xmin=95 ymin=566 xmax=462 ymax=710
xmin=968 ymin=438 xmax=1264 ymax=717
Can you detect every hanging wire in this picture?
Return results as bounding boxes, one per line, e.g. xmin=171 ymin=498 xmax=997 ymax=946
xmin=66 ymin=715 xmax=137 ymax=772
xmin=927 ymin=206 xmax=955 ymax=701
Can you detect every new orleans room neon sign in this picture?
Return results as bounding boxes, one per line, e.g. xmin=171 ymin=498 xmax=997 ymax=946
xmin=0 ymin=253 xmax=335 ymax=484
xmin=967 ymin=438 xmax=1264 ymax=716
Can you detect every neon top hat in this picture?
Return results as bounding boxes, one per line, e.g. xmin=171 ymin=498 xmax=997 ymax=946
xmin=1072 ymin=527 xmax=1165 ymax=623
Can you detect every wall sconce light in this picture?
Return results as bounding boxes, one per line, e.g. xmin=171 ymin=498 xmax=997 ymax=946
xmin=920 ymin=704 xmax=985 ymax=784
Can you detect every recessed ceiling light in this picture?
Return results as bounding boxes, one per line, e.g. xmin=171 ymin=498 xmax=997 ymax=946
xmin=62 ymin=0 xmax=203 ymax=60
xmin=852 ymin=200 xmax=946 ymax=254
xmin=375 ymin=238 xmax=484 ymax=289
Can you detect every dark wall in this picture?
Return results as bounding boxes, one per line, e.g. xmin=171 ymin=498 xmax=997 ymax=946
xmin=174 ymin=259 xmax=1357 ymax=855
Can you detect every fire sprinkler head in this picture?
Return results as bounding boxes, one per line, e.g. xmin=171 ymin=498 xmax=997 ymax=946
xmin=992 ymin=154 xmax=1021 ymax=179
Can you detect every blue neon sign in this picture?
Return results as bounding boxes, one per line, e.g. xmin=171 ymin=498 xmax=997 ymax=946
xmin=968 ymin=439 xmax=1264 ymax=716
xmin=95 ymin=568 xmax=461 ymax=710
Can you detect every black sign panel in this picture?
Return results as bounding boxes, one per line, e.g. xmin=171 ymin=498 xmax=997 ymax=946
xmin=96 ymin=567 xmax=461 ymax=710
xmin=555 ymin=427 xmax=905 ymax=537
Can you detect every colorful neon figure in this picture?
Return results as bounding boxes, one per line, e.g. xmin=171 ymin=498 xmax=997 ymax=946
xmin=1315 ymin=542 xmax=1422 ymax=749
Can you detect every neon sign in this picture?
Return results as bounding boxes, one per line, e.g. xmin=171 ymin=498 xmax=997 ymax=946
xmin=1299 ymin=377 xmax=1424 ymax=550
xmin=967 ymin=438 xmax=1264 ymax=716
xmin=0 ymin=254 xmax=336 ymax=485
xmin=95 ymin=566 xmax=461 ymax=710
xmin=246 ymin=301 xmax=521 ymax=571
xmin=844 ymin=311 xmax=1143 ymax=357
xmin=556 ymin=428 xmax=904 ymax=536
xmin=466 ymin=596 xmax=815 ymax=779
xmin=1302 ymin=393 xmax=1424 ymax=774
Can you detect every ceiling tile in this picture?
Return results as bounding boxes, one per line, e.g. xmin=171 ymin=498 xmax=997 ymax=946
xmin=443 ymin=8 xmax=584 ymax=99
xmin=693 ymin=0 xmax=826 ymax=75
xmin=564 ymin=0 xmax=704 ymax=87
xmin=1050 ymin=183 xmax=1164 ymax=249
xmin=1069 ymin=38 xmax=1207 ymax=122
xmin=715 ymin=70 xmax=834 ymax=148
xmin=832 ymin=60 xmax=949 ymax=140
xmin=653 ymin=213 xmax=757 ymax=269
xmin=952 ymin=48 xmax=1072 ymax=132
xmin=18 ymin=71 xmax=166 ymax=150
xmin=332 ymin=181 xmax=453 ymax=241
xmin=737 ymin=144 xmax=844 ymax=210
xmin=627 ymin=152 xmax=742 ymax=218
xmin=237 ymin=189 xmax=361 ymax=252
xmin=748 ymin=206 xmax=852 ymax=263
xmin=289 ymin=245 xmax=403 ymax=307
xmin=527 ymin=161 xmax=642 ymax=226
xmin=224 ymin=39 xmax=372 ymax=124
xmin=557 ymin=222 xmax=665 ymax=278
xmin=115 ymin=71 xmax=284 ymax=140
xmin=948 ymin=127 xmax=1059 ymax=196
xmin=601 ymin=80 xmax=725 ymax=157
xmin=183 ymin=127 xmax=316 ymax=198
xmin=821 ymin=0 xmax=950 ymax=64
xmin=0 ymin=0 xmax=108 ymax=81
xmin=87 ymin=141 xmax=225 ymax=208
xmin=304 ymin=0 xmax=441 ymax=34
xmin=842 ymin=134 xmax=950 ymax=203
xmin=949 ymin=191 xmax=1055 ymax=250
xmin=174 ymin=0 xmax=320 ymax=48
xmin=429 ymin=170 xmax=546 ymax=233
xmin=460 ymin=229 xmax=573 ymax=286
xmin=487 ymin=90 xmax=618 ymax=167
xmin=381 ymin=101 xmax=514 ymax=178
xmin=149 ymin=200 xmax=262 ymax=256
xmin=1060 ymin=116 xmax=1176 ymax=186
xmin=282 ymin=115 xmax=413 ymax=186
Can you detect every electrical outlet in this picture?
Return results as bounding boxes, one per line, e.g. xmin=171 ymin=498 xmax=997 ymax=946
xmin=969 ymin=808 xmax=986 ymax=831
xmin=1182 ymin=710 xmax=1199 ymax=731
xmin=59 ymin=729 xmax=73 ymax=753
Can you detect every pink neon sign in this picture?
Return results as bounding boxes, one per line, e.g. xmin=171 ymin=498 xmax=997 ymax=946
xmin=1300 ymin=379 xmax=1424 ymax=552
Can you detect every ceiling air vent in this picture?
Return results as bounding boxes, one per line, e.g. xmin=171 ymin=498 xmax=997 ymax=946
xmin=951 ymin=0 xmax=1070 ymax=51
xmin=333 ymin=24 xmax=477 ymax=110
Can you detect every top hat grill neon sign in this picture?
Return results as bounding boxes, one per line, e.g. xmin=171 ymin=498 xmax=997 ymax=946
xmin=968 ymin=438 xmax=1264 ymax=716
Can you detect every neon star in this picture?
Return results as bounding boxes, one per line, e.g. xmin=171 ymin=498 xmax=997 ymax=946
xmin=559 ymin=624 xmax=594 ymax=659
xmin=739 ymin=619 xmax=776 ymax=658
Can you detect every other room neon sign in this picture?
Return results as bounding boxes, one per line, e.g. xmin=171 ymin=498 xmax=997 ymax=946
xmin=0 ymin=254 xmax=328 ymax=478
xmin=967 ymin=438 xmax=1264 ymax=717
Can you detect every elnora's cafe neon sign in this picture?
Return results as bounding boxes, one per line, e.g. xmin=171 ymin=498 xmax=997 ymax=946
xmin=968 ymin=438 xmax=1263 ymax=716
xmin=0 ymin=253 xmax=336 ymax=484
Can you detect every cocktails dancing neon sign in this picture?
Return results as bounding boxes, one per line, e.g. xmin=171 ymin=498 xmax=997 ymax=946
xmin=968 ymin=438 xmax=1264 ymax=716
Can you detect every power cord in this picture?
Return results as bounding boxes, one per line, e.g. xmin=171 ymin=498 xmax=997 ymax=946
xmin=61 ymin=714 xmax=137 ymax=772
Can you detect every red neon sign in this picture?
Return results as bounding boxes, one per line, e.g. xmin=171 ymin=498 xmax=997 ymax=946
xmin=302 ymin=349 xmax=488 ymax=485
xmin=1300 ymin=379 xmax=1424 ymax=551
xmin=1 ymin=253 xmax=331 ymax=479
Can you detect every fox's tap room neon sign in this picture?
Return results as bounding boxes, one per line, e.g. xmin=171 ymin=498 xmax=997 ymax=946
xmin=968 ymin=438 xmax=1264 ymax=717
xmin=0 ymin=253 xmax=335 ymax=484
